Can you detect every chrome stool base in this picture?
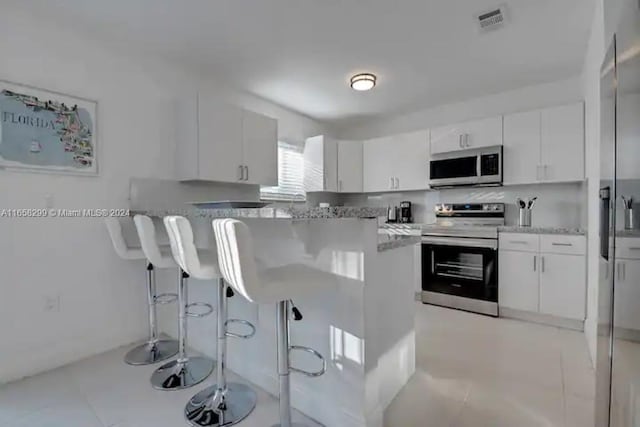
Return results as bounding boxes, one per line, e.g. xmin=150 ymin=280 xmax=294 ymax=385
xmin=124 ymin=339 xmax=179 ymax=366
xmin=185 ymin=382 xmax=257 ymax=426
xmin=151 ymin=356 xmax=214 ymax=390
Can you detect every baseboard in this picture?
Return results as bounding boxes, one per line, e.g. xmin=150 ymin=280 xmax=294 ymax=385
xmin=499 ymin=307 xmax=584 ymax=331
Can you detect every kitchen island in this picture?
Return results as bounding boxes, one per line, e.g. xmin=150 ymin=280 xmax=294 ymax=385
xmin=136 ymin=207 xmax=417 ymax=427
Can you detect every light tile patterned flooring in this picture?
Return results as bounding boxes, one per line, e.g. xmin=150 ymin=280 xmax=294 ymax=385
xmin=0 ymin=303 xmax=595 ymax=427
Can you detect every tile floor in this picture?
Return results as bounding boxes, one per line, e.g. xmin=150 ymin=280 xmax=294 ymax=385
xmin=0 ymin=303 xmax=595 ymax=427
xmin=385 ymin=304 xmax=596 ymax=427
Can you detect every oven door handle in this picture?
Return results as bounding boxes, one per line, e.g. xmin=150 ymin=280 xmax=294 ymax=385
xmin=421 ymin=236 xmax=497 ymax=249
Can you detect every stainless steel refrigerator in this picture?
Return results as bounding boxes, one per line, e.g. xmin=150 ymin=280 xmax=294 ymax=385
xmin=596 ymin=0 xmax=640 ymax=425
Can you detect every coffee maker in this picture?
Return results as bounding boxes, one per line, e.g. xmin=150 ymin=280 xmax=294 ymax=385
xmin=400 ymin=201 xmax=412 ymax=223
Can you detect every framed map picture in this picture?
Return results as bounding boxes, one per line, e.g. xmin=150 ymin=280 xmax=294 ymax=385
xmin=0 ymin=80 xmax=98 ymax=175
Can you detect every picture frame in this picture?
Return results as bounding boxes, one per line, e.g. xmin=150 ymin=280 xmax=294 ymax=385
xmin=0 ymin=80 xmax=98 ymax=176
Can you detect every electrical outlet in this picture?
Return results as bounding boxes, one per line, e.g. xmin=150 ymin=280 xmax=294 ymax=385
xmin=44 ymin=295 xmax=61 ymax=313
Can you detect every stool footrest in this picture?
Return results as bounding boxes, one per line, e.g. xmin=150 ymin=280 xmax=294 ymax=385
xmin=289 ymin=345 xmax=327 ymax=377
xmin=154 ymin=293 xmax=178 ymax=305
xmin=225 ymin=319 xmax=256 ymax=339
xmin=186 ymin=302 xmax=214 ymax=318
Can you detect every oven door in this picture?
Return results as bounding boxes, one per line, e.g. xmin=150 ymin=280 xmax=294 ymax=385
xmin=421 ymin=237 xmax=498 ymax=315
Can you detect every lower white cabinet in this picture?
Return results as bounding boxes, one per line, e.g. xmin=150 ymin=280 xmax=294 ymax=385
xmin=499 ymin=233 xmax=586 ymax=321
xmin=614 ymin=238 xmax=640 ymax=331
xmin=538 ymin=253 xmax=586 ymax=320
xmin=499 ymin=250 xmax=539 ymax=312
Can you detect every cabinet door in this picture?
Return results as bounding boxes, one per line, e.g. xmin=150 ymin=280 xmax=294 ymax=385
xmin=198 ymin=98 xmax=243 ymax=182
xmin=503 ymin=110 xmax=541 ymax=185
xmin=430 ymin=124 xmax=465 ymax=155
xmin=393 ymin=131 xmax=429 ymax=191
xmin=539 ymin=253 xmax=586 ymax=320
xmin=337 ymin=141 xmax=362 ymax=192
xmin=617 ymin=93 xmax=640 ymax=180
xmin=363 ymin=137 xmax=394 ymax=192
xmin=242 ymin=110 xmax=278 ymax=186
xmin=540 ymin=103 xmax=585 ymax=182
xmin=499 ymin=250 xmax=539 ymax=312
xmin=614 ymin=260 xmax=640 ymax=331
xmin=461 ymin=116 xmax=503 ymax=150
xmin=303 ymin=135 xmax=337 ymax=192
xmin=324 ymin=137 xmax=338 ymax=192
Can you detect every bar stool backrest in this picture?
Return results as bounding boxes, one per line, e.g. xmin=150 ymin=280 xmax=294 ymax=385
xmin=134 ymin=214 xmax=174 ymax=268
xmin=164 ymin=216 xmax=204 ymax=276
xmin=212 ymin=219 xmax=261 ymax=303
xmin=105 ymin=217 xmax=144 ymax=260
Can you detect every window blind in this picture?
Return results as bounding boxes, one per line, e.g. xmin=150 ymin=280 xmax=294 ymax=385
xmin=260 ymin=141 xmax=306 ymax=201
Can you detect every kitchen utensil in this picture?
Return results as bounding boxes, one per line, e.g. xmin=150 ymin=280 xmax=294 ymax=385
xmin=517 ymin=198 xmax=526 ymax=209
xmin=527 ymin=197 xmax=537 ymax=209
xmin=519 ymin=208 xmax=532 ymax=227
xmin=622 ymin=196 xmax=633 ymax=209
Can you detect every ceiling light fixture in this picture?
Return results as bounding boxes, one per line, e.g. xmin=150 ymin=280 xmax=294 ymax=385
xmin=350 ymin=73 xmax=377 ymax=91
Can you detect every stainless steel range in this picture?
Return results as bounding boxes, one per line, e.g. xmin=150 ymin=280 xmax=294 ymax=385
xmin=421 ymin=202 xmax=505 ymax=316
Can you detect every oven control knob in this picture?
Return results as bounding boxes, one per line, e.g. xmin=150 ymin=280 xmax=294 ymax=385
xmin=492 ymin=205 xmax=500 ymax=211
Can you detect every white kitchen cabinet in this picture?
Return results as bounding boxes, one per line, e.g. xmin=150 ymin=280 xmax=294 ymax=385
xmin=337 ymin=140 xmax=363 ymax=193
xmin=503 ymin=110 xmax=541 ymax=185
xmin=363 ymin=131 xmax=429 ymax=192
xmin=394 ymin=131 xmax=429 ymax=191
xmin=498 ymin=232 xmax=586 ymax=322
xmin=503 ymin=102 xmax=584 ymax=185
xmin=430 ymin=116 xmax=502 ymax=155
xmin=303 ymin=135 xmax=338 ymax=192
xmin=242 ymin=109 xmax=278 ymax=186
xmin=363 ymin=136 xmax=395 ymax=192
xmin=614 ymin=238 xmax=640 ymax=331
xmin=499 ymin=250 xmax=539 ymax=312
xmin=540 ymin=103 xmax=585 ymax=183
xmin=538 ymin=253 xmax=586 ymax=320
xmin=176 ymin=95 xmax=278 ymax=185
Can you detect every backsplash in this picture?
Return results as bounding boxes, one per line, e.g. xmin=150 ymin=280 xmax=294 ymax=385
xmin=336 ymin=182 xmax=587 ymax=228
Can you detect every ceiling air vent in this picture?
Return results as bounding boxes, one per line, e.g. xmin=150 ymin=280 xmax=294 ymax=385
xmin=477 ymin=6 xmax=506 ymax=32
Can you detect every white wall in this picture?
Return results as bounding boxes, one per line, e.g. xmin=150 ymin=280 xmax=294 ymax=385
xmin=334 ymin=77 xmax=584 ymax=140
xmin=582 ymin=0 xmax=605 ymax=367
xmin=0 ymin=3 xmax=326 ymax=383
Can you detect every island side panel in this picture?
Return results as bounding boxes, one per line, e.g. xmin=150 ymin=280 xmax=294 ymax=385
xmin=364 ymin=237 xmax=417 ymax=427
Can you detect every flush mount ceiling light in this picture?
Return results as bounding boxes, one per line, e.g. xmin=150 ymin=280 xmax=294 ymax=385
xmin=350 ymin=73 xmax=377 ymax=91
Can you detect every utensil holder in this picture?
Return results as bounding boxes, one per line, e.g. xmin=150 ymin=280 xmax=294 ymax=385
xmin=625 ymin=208 xmax=635 ymax=230
xmin=519 ymin=208 xmax=532 ymax=227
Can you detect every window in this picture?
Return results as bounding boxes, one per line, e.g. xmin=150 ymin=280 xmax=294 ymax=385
xmin=260 ymin=141 xmax=306 ymax=201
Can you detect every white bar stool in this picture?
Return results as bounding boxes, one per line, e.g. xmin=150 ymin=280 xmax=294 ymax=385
xmin=212 ymin=219 xmax=328 ymax=427
xmin=105 ymin=217 xmax=179 ymax=365
xmin=163 ymin=216 xmax=257 ymax=427
xmin=148 ymin=216 xmax=215 ymax=390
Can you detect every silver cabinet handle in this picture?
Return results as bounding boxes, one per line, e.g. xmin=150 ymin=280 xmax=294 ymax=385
xmin=629 ymin=247 xmax=640 ymax=250
xmin=543 ymin=165 xmax=548 ymax=180
xmin=618 ymin=262 xmax=623 ymax=281
xmin=533 ymin=255 xmax=537 ymax=272
xmin=238 ymin=165 xmax=244 ymax=181
xmin=244 ymin=165 xmax=249 ymax=181
xmin=459 ymin=135 xmax=463 ymax=148
xmin=339 ymin=179 xmax=343 ymax=192
xmin=395 ymin=177 xmax=400 ymax=189
xmin=541 ymin=256 xmax=545 ymax=273
xmin=552 ymin=242 xmax=573 ymax=247
xmin=465 ymin=134 xmax=470 ymax=147
xmin=509 ymin=240 xmax=528 ymax=244
xmin=623 ymin=262 xmax=626 ymax=281
xmin=389 ymin=177 xmax=394 ymax=189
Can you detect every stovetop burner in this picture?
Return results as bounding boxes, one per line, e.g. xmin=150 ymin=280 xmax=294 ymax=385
xmin=422 ymin=202 xmax=505 ymax=239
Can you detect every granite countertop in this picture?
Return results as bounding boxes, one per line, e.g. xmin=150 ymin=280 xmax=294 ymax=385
xmin=133 ymin=206 xmax=387 ymax=220
xmin=498 ymin=226 xmax=586 ymax=236
xmin=379 ymin=223 xmax=424 ymax=233
xmin=617 ymin=229 xmax=640 ymax=237
xmin=377 ymin=234 xmax=422 ymax=252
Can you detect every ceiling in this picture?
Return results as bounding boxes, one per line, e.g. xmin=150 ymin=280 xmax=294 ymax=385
xmin=9 ymin=0 xmax=596 ymax=125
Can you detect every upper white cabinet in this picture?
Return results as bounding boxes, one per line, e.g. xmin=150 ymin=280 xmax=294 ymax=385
xmin=337 ymin=141 xmax=363 ymax=193
xmin=503 ymin=102 xmax=584 ymax=185
xmin=176 ymin=94 xmax=278 ymax=185
xmin=303 ymin=135 xmax=338 ymax=192
xmin=540 ymin=103 xmax=584 ymax=183
xmin=430 ymin=116 xmax=502 ymax=155
xmin=363 ymin=130 xmax=429 ymax=192
xmin=242 ymin=109 xmax=278 ymax=186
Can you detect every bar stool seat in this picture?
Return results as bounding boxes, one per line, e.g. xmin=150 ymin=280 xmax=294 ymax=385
xmin=106 ymin=217 xmax=179 ymax=366
xmin=212 ymin=218 xmax=329 ymax=427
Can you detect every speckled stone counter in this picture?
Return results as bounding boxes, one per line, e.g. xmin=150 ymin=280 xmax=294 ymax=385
xmin=498 ymin=226 xmax=586 ymax=236
xmin=616 ymin=229 xmax=640 ymax=237
xmin=377 ymin=234 xmax=421 ymax=252
xmin=133 ymin=206 xmax=387 ymax=220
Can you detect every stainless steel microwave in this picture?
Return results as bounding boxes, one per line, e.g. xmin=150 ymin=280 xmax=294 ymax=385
xmin=429 ymin=146 xmax=502 ymax=188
